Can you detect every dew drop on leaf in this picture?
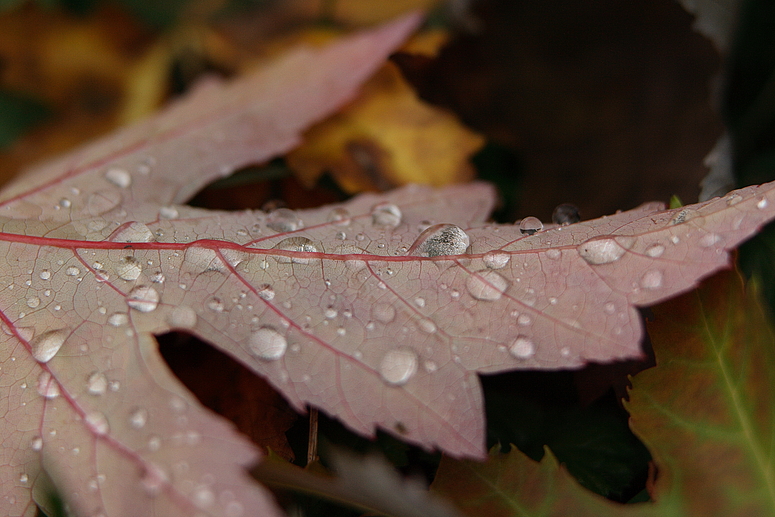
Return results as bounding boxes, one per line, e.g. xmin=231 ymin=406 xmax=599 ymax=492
xmin=518 ymin=216 xmax=543 ymax=235
xmin=129 ymin=407 xmax=149 ymax=429
xmin=85 ymin=411 xmax=110 ymax=436
xmin=466 ymin=270 xmax=509 ymax=301
xmin=509 ymin=336 xmax=536 ymax=359
xmin=379 ymin=348 xmax=418 ymax=386
xmin=117 ymin=256 xmax=142 ymax=281
xmin=87 ymin=372 xmax=108 ymax=395
xmin=36 ymin=371 xmax=60 ymax=399
xmin=168 ymin=306 xmax=197 ymax=329
xmin=552 ymin=203 xmax=581 ymax=225
xmin=324 ymin=307 xmax=338 ymax=319
xmin=758 ymin=197 xmax=768 ymax=209
xmin=273 ymin=237 xmax=320 ymax=264
xmin=26 ymin=297 xmax=40 ymax=308
xmin=31 ymin=328 xmax=69 ymax=363
xmin=104 ymin=167 xmax=132 ymax=188
xmin=699 ymin=233 xmax=722 ymax=247
xmin=39 ymin=269 xmax=51 ymax=280
xmin=248 ymin=327 xmax=287 ymax=360
xmin=113 ymin=222 xmax=155 ymax=243
xmin=126 ymin=286 xmax=160 ymax=312
xmin=577 ymin=236 xmax=631 ymax=265
xmin=266 ymin=208 xmax=302 ymax=232
xmin=645 ymin=243 xmax=665 ymax=258
xmin=159 ymin=206 xmax=179 ymax=219
xmin=371 ymin=202 xmax=402 ymax=228
xmin=328 ymin=207 xmax=351 ymax=226
xmin=66 ymin=266 xmax=80 ymax=276
xmin=140 ymin=463 xmax=168 ymax=497
xmin=418 ymin=319 xmax=437 ymax=333
xmin=372 ymin=303 xmax=396 ymax=323
xmin=257 ymin=284 xmax=275 ymax=300
xmin=640 ymin=269 xmax=663 ymax=289
xmin=31 ymin=436 xmax=43 ymax=451
xmin=408 ymin=223 xmax=470 ymax=257
xmin=483 ymin=251 xmax=510 ymax=269
xmin=207 ymin=297 xmax=224 ymax=313
xmin=107 ymin=313 xmax=129 ymax=327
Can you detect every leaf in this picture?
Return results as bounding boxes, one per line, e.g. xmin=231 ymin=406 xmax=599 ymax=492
xmin=627 ymin=268 xmax=775 ymax=516
xmin=0 ymin=12 xmax=424 ymax=517
xmin=431 ymin=445 xmax=652 ymax=517
xmin=3 ymin=7 xmax=775 ymax=517
xmin=286 ymin=60 xmax=484 ymax=192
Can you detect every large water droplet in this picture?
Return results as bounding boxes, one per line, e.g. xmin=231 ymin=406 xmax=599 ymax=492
xmin=645 ymin=243 xmax=665 ymax=258
xmin=552 ymin=203 xmax=580 ymax=225
xmin=37 ymin=371 xmax=60 ymax=398
xmin=126 ymin=286 xmax=159 ymax=312
xmin=39 ymin=269 xmax=51 ymax=280
xmin=273 ymin=237 xmax=320 ymax=264
xmin=640 ymin=270 xmax=663 ymax=289
xmin=757 ymin=197 xmax=768 ymax=209
xmin=519 ymin=216 xmax=543 ymax=235
xmin=266 ymin=208 xmax=302 ymax=232
xmin=104 ymin=168 xmax=132 ymax=188
xmin=117 ymin=256 xmax=142 ymax=281
xmin=577 ymin=236 xmax=632 ymax=265
xmin=371 ymin=202 xmax=402 ymax=228
xmin=466 ymin=270 xmax=509 ymax=301
xmin=85 ymin=411 xmax=110 ymax=436
xmin=408 ymin=224 xmax=469 ymax=257
xmin=379 ymin=348 xmax=418 ymax=386
xmin=87 ymin=371 xmax=108 ymax=395
xmin=31 ymin=436 xmax=43 ymax=451
xmin=113 ymin=222 xmax=154 ymax=243
xmin=483 ymin=251 xmax=510 ymax=269
xmin=509 ymin=336 xmax=536 ymax=359
xmin=32 ymin=328 xmax=69 ymax=363
xmin=184 ymin=247 xmax=223 ymax=273
xmin=372 ymin=303 xmax=396 ymax=323
xmin=168 ymin=306 xmax=197 ymax=328
xmin=248 ymin=327 xmax=287 ymax=360
xmin=26 ymin=297 xmax=40 ymax=308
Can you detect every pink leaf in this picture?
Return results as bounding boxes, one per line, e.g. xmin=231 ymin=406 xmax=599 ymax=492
xmin=0 ymin=12 xmax=422 ymax=517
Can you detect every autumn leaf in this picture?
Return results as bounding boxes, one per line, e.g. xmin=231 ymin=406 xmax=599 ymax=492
xmin=3 ymin=7 xmax=775 ymax=517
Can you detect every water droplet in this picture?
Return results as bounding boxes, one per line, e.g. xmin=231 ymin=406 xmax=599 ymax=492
xmin=518 ymin=313 xmax=532 ymax=326
xmin=108 ymin=313 xmax=128 ymax=327
xmin=699 ymin=233 xmax=722 ymax=247
xmin=545 ymin=248 xmax=561 ymax=260
xmin=117 ymin=256 xmax=142 ymax=281
xmin=37 ymin=371 xmax=60 ymax=398
xmin=140 ymin=463 xmax=168 ymax=497
xmin=105 ymin=167 xmax=132 ymax=188
xmin=757 ymin=197 xmax=768 ymax=209
xmin=509 ymin=336 xmax=536 ymax=359
xmin=126 ymin=286 xmax=159 ymax=312
xmin=59 ymin=198 xmax=71 ymax=208
xmin=87 ymin=372 xmax=108 ymax=395
xmin=408 ymin=224 xmax=469 ymax=257
xmin=26 ymin=297 xmax=40 ymax=308
xmin=465 ymin=270 xmax=509 ymax=301
xmin=129 ymin=407 xmax=148 ymax=429
xmin=159 ymin=206 xmax=179 ymax=219
xmin=328 ymin=207 xmax=351 ymax=226
xmin=519 ymin=216 xmax=543 ymax=235
xmin=552 ymin=203 xmax=580 ymax=225
xmin=726 ymin=193 xmax=742 ymax=206
xmin=31 ymin=436 xmax=43 ymax=451
xmin=257 ymin=284 xmax=275 ymax=300
xmin=266 ymin=208 xmax=302 ymax=232
xmin=85 ymin=411 xmax=110 ymax=436
xmin=371 ymin=202 xmax=402 ymax=228
xmin=640 ymin=270 xmax=663 ymax=289
xmin=324 ymin=307 xmax=338 ymax=319
xmin=150 ymin=271 xmax=165 ymax=283
xmin=577 ymin=236 xmax=632 ymax=265
xmin=19 ymin=473 xmax=29 ymax=484
xmin=66 ymin=266 xmax=80 ymax=276
xmin=113 ymin=222 xmax=154 ymax=243
xmin=192 ymin=485 xmax=215 ymax=509
xmin=604 ymin=302 xmax=616 ymax=314
xmin=39 ymin=269 xmax=51 ymax=280
xmin=645 ymin=243 xmax=665 ymax=258
xmin=414 ymin=297 xmax=426 ymax=308
xmin=379 ymin=348 xmax=418 ymax=386
xmin=670 ymin=235 xmax=680 ymax=244
xmin=670 ymin=208 xmax=694 ymax=225
xmin=483 ymin=251 xmax=510 ymax=269
xmin=372 ymin=303 xmax=396 ymax=323
xmin=419 ymin=319 xmax=437 ymax=333
xmin=147 ymin=435 xmax=161 ymax=451
xmin=248 ymin=327 xmax=287 ymax=360
xmin=273 ymin=237 xmax=320 ymax=264
xmin=206 ymin=297 xmax=224 ymax=313
xmin=169 ymin=306 xmax=197 ymax=328
xmin=31 ymin=328 xmax=69 ymax=363
xmin=334 ymin=244 xmax=367 ymax=271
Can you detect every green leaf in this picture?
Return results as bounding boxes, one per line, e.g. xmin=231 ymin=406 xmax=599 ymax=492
xmin=627 ymin=269 xmax=775 ymax=516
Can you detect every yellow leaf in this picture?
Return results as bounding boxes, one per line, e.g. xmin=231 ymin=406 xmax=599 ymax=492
xmin=287 ymin=61 xmax=484 ymax=192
